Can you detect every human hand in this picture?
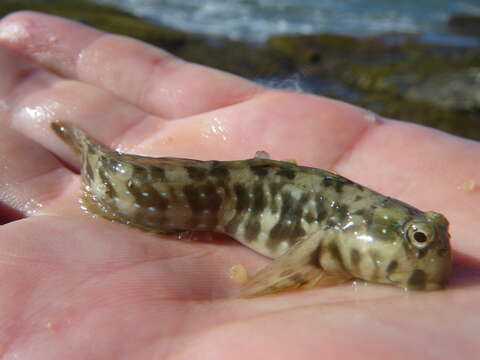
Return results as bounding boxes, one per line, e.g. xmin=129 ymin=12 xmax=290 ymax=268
xmin=0 ymin=11 xmax=479 ymax=360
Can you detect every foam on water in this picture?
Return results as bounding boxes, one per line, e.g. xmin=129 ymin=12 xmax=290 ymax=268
xmin=94 ymin=0 xmax=480 ymax=43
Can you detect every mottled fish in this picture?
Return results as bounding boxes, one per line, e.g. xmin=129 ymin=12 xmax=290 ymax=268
xmin=52 ymin=122 xmax=452 ymax=296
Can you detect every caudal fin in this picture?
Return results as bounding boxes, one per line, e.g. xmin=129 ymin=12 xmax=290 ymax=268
xmin=51 ymin=122 xmax=97 ymax=154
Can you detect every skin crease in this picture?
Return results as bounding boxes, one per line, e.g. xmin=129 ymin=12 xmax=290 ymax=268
xmin=0 ymin=11 xmax=479 ymax=360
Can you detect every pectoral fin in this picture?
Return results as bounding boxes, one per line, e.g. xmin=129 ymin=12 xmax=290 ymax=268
xmin=239 ymin=232 xmax=351 ymax=297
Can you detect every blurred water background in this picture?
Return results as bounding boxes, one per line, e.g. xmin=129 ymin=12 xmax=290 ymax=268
xmin=2 ymin=0 xmax=480 ymax=139
xmin=94 ymin=0 xmax=480 ymax=44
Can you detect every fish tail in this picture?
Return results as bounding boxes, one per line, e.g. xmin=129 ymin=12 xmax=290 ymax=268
xmin=51 ymin=122 xmax=99 ymax=154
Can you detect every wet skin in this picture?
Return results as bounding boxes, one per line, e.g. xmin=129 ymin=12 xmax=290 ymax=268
xmin=0 ymin=11 xmax=479 ymax=360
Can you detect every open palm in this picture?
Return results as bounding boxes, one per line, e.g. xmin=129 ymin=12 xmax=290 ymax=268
xmin=0 ymin=12 xmax=479 ymax=360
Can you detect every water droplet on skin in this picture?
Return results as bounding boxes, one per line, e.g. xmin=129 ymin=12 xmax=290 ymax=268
xmin=47 ymin=35 xmax=58 ymax=43
xmin=363 ymin=111 xmax=379 ymax=124
xmin=201 ymin=116 xmax=229 ymax=142
xmin=23 ymin=199 xmax=43 ymax=216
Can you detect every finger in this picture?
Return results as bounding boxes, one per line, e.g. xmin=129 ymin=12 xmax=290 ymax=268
xmin=0 ymin=44 xmax=162 ymax=217
xmin=0 ymin=43 xmax=159 ymax=170
xmin=0 ymin=11 xmax=262 ymax=119
xmin=0 ymin=125 xmax=79 ymax=219
xmin=0 ymin=32 xmax=375 ymax=169
xmin=0 ymin=47 xmax=81 ymax=218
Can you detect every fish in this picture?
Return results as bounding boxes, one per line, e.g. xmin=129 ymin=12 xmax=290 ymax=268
xmin=51 ymin=122 xmax=452 ymax=297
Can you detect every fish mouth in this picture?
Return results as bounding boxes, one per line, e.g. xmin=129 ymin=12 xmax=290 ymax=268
xmin=387 ymin=270 xmax=449 ymax=291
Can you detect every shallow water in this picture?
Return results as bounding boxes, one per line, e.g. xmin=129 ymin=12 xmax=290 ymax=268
xmin=93 ymin=0 xmax=480 ymax=43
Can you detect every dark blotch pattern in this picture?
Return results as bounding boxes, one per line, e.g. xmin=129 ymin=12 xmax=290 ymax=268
xmin=209 ymin=162 xmax=230 ymax=178
xmin=245 ymin=220 xmax=261 ymax=241
xmin=250 ymin=164 xmax=269 ymax=177
xmin=304 ymin=212 xmax=316 ymax=224
xmin=354 ymin=195 xmax=363 ymax=202
xmin=354 ymin=183 xmax=365 ymax=192
xmin=252 ymin=183 xmax=267 ymax=215
xmin=350 ymin=249 xmax=361 ymax=269
xmin=408 ymin=269 xmax=427 ymax=290
xmin=203 ymin=182 xmax=222 ymax=212
xmin=97 ymin=168 xmax=117 ymax=199
xmin=225 ymin=183 xmax=251 ymax=234
xmin=336 ymin=204 xmax=349 ymax=223
xmin=267 ymin=192 xmax=308 ymax=248
xmin=276 ymin=167 xmax=296 ymax=180
xmin=215 ymin=179 xmax=231 ymax=200
xmin=202 ymin=181 xmax=222 ymax=228
xmin=150 ymin=166 xmax=167 ymax=181
xmin=353 ymin=208 xmax=373 ymax=226
xmin=308 ymin=242 xmax=322 ymax=266
xmin=315 ymin=195 xmax=327 ymax=222
xmin=386 ymin=260 xmax=398 ymax=274
xmin=185 ymin=182 xmax=222 ymax=211
xmin=322 ymin=177 xmax=334 ymax=188
xmin=233 ymin=183 xmax=249 ymax=213
xmin=186 ymin=166 xmax=207 ymax=181
xmin=183 ymin=181 xmax=223 ymax=229
xmin=334 ymin=181 xmax=344 ymax=193
xmin=183 ymin=184 xmax=203 ymax=212
xmin=416 ymin=248 xmax=428 ymax=259
xmin=268 ymin=192 xmax=294 ymax=243
xmin=127 ymin=167 xmax=169 ymax=209
xmin=328 ymin=242 xmax=346 ymax=271
xmin=268 ymin=182 xmax=283 ymax=214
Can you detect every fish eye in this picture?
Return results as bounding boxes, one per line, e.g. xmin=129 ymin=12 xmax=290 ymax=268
xmin=413 ymin=231 xmax=427 ymax=243
xmin=406 ymin=223 xmax=434 ymax=249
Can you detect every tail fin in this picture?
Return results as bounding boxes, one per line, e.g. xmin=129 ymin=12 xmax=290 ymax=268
xmin=51 ymin=122 xmax=98 ymax=154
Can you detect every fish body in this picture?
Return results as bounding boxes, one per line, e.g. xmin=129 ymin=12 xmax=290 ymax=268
xmin=52 ymin=122 xmax=452 ymax=296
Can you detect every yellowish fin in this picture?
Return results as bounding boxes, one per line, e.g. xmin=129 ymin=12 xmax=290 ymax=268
xmin=240 ymin=231 xmax=351 ymax=297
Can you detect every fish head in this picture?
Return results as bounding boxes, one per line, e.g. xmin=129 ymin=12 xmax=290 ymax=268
xmin=385 ymin=210 xmax=452 ymax=290
xmin=351 ymin=206 xmax=452 ymax=291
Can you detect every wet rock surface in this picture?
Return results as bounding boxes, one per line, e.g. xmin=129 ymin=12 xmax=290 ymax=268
xmin=448 ymin=14 xmax=480 ymax=38
xmin=406 ymin=68 xmax=480 ymax=111
xmin=2 ymin=0 xmax=480 ymax=141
